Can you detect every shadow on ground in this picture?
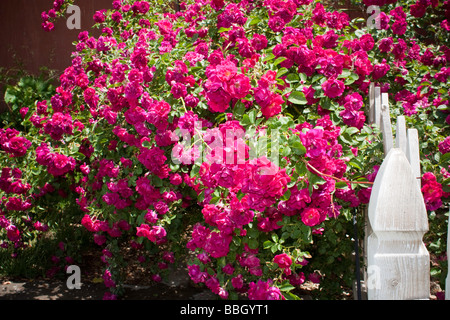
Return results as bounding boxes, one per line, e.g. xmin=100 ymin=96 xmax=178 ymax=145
xmin=0 ymin=278 xmax=212 ymax=300
xmin=0 ymin=263 xmax=216 ymax=300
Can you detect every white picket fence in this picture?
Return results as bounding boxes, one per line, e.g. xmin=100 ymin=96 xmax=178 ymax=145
xmin=361 ymin=84 xmax=449 ymax=300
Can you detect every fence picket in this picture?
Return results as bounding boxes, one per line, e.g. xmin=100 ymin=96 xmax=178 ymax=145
xmin=369 ymin=83 xmax=375 ymax=125
xmin=396 ymin=116 xmax=407 ymax=155
xmin=367 ymin=148 xmax=430 ymax=300
xmin=374 ymin=86 xmax=381 ymax=128
xmin=406 ymin=128 xmax=421 ymax=188
xmin=363 ymin=86 xmax=431 ymax=300
xmin=380 ymin=93 xmax=394 ymax=154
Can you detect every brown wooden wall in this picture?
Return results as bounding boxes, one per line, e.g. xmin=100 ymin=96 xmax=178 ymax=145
xmin=0 ymin=0 xmax=113 ymax=76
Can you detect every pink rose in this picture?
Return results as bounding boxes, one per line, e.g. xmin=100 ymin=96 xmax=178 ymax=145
xmin=205 ymin=81 xmax=232 ymax=113
xmin=226 ymin=74 xmax=251 ymax=99
xmin=322 ymin=78 xmax=345 ymax=98
xmin=301 ymin=207 xmax=322 ymax=226
xmin=274 ymin=253 xmax=292 ymax=269
xmin=439 ymin=137 xmax=450 ymax=154
xmin=261 ymin=93 xmax=284 ymax=119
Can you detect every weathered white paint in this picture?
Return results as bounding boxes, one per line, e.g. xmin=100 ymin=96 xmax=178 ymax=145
xmin=406 ymin=128 xmax=421 ymax=188
xmin=395 ymin=116 xmax=407 ymax=155
xmin=363 ymin=86 xmax=432 ymax=300
xmin=369 ymin=83 xmax=375 ymax=125
xmin=367 ymin=148 xmax=430 ymax=300
xmin=374 ymin=86 xmax=381 ymax=128
xmin=380 ymin=93 xmax=394 ymax=154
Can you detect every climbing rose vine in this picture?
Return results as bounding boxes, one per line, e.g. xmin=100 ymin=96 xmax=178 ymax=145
xmin=0 ymin=0 xmax=448 ymax=300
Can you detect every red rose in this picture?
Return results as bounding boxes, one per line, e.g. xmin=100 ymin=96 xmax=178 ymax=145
xmin=322 ymin=78 xmax=345 ymax=98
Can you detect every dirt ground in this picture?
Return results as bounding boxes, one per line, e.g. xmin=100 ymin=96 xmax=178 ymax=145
xmin=0 ymin=262 xmax=319 ymax=301
xmin=0 ymin=278 xmax=213 ymax=300
xmin=0 ymin=246 xmax=443 ymax=301
xmin=0 ymin=265 xmax=217 ymax=301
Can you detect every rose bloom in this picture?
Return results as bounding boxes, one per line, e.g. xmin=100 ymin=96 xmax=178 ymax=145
xmin=226 ymin=74 xmax=251 ymax=99
xmin=438 ymin=136 xmax=450 ymax=154
xmin=261 ymin=93 xmax=284 ymax=119
xmin=273 ymin=253 xmax=292 ymax=269
xmin=301 ymin=207 xmax=322 ymax=226
xmin=2 ymin=136 xmax=32 ymax=157
xmin=378 ymin=37 xmax=393 ymax=53
xmin=322 ymin=78 xmax=345 ymax=98
xmin=251 ymin=34 xmax=268 ymax=51
xmin=205 ymin=82 xmax=232 ymax=112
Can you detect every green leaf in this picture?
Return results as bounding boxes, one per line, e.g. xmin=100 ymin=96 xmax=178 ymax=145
xmin=263 ymin=240 xmax=273 ymax=249
xmin=277 ymin=67 xmax=289 ymax=78
xmin=241 ymin=114 xmax=251 ymax=126
xmin=4 ymin=88 xmax=17 ymax=104
xmin=349 ymin=160 xmax=362 ymax=170
xmin=248 ymin=238 xmax=259 ymax=249
xmin=218 ymin=27 xmax=231 ymax=33
xmin=279 ymin=282 xmax=296 ymax=292
xmin=345 ymin=127 xmax=360 ymax=135
xmin=285 ymin=73 xmax=300 ymax=84
xmin=295 ymin=161 xmax=308 ymax=176
xmin=288 ymin=91 xmax=307 ymax=105
xmin=335 ymin=181 xmax=349 ymax=189
xmin=281 ymin=189 xmax=291 ymax=201
xmin=338 ymin=69 xmax=352 ymax=79
xmin=440 ymin=152 xmax=450 ymax=165
xmin=281 ymin=146 xmax=291 ymax=157
xmin=291 ymin=141 xmax=306 ymax=155
xmin=271 ymin=244 xmax=279 ymax=254
xmin=345 ymin=73 xmax=359 ymax=85
xmin=442 ymin=178 xmax=450 ymax=193
xmin=271 ymin=233 xmax=279 ymax=243
xmin=274 ymin=56 xmax=287 ymax=66
xmin=283 ymin=291 xmax=302 ymax=300
xmin=262 ymin=53 xmax=275 ymax=62
xmin=247 ymin=16 xmax=261 ymax=26
xmin=152 ymin=175 xmax=163 ymax=187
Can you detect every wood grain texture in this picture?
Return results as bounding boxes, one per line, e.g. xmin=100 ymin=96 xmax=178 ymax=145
xmin=380 ymin=93 xmax=393 ymax=154
xmin=406 ymin=129 xmax=421 ymax=188
xmin=367 ymin=148 xmax=430 ymax=300
xmin=396 ymin=116 xmax=407 ymax=155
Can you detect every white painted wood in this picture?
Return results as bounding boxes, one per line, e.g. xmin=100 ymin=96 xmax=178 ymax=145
xmin=367 ymin=148 xmax=430 ymax=300
xmin=380 ymin=93 xmax=394 ymax=154
xmin=374 ymin=86 xmax=381 ymax=127
xmin=369 ymin=83 xmax=375 ymax=125
xmin=395 ymin=116 xmax=407 ymax=155
xmin=363 ymin=84 xmax=376 ymax=300
xmin=406 ymin=128 xmax=421 ymax=188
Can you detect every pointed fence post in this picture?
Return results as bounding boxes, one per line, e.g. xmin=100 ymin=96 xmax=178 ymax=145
xmin=367 ymin=148 xmax=430 ymax=300
xmin=380 ymin=93 xmax=394 ymax=154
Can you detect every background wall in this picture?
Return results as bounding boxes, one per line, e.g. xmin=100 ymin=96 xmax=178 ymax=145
xmin=0 ymin=0 xmax=113 ymax=75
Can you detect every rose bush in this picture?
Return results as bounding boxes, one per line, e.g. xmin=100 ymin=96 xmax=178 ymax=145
xmin=0 ymin=0 xmax=448 ymax=299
